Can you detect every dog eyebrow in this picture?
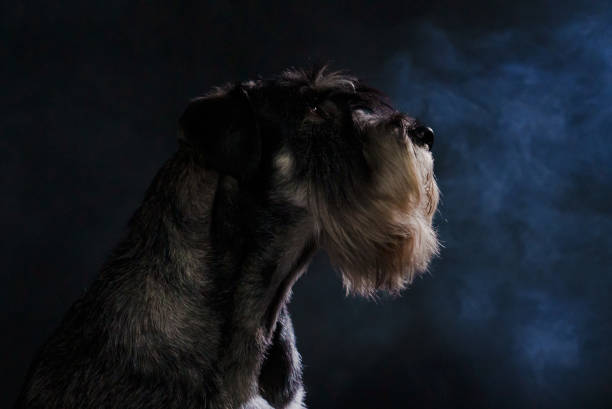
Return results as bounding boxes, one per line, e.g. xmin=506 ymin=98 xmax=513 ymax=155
xmin=325 ymin=90 xmax=359 ymax=107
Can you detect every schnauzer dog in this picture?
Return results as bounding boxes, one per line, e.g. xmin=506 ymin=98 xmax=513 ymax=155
xmin=16 ymin=67 xmax=439 ymax=409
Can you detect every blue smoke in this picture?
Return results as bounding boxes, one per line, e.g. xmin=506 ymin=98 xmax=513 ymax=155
xmin=376 ymin=12 xmax=612 ymax=406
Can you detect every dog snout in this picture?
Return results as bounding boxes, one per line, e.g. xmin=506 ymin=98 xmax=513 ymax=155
xmin=387 ymin=114 xmax=434 ymax=150
xmin=407 ymin=125 xmax=434 ymax=150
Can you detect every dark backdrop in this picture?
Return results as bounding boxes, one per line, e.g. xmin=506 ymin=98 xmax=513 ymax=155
xmin=2 ymin=1 xmax=611 ymax=408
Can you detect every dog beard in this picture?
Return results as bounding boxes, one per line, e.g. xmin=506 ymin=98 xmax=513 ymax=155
xmin=311 ymin=129 xmax=440 ymax=297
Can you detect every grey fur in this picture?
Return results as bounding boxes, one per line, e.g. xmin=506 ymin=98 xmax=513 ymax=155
xmin=16 ymin=66 xmax=439 ymax=409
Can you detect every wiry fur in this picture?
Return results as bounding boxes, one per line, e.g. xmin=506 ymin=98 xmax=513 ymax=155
xmin=315 ymin=111 xmax=439 ymax=296
xmin=16 ymin=66 xmax=439 ymax=409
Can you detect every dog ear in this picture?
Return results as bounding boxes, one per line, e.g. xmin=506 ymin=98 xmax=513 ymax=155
xmin=179 ymin=86 xmax=261 ymax=181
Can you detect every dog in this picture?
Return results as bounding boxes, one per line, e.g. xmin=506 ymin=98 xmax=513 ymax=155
xmin=15 ymin=66 xmax=439 ymax=409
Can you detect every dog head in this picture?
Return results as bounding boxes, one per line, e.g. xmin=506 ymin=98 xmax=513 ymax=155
xmin=179 ymin=66 xmax=439 ymax=296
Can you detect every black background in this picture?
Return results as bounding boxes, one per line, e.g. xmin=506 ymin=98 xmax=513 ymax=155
xmin=2 ymin=1 xmax=611 ymax=408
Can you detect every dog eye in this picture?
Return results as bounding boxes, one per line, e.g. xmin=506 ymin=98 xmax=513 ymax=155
xmin=307 ymin=105 xmax=325 ymax=119
xmin=308 ymin=102 xmax=333 ymax=120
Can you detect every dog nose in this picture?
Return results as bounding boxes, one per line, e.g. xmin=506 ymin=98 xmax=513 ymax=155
xmin=408 ymin=125 xmax=434 ymax=150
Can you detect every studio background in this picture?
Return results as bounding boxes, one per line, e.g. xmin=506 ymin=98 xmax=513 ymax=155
xmin=2 ymin=1 xmax=611 ymax=408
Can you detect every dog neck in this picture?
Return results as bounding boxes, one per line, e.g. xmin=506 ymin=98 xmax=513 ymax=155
xmin=113 ymin=147 xmax=318 ymax=329
xmin=207 ymin=165 xmax=318 ymax=339
xmin=105 ymin=148 xmax=317 ymax=396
